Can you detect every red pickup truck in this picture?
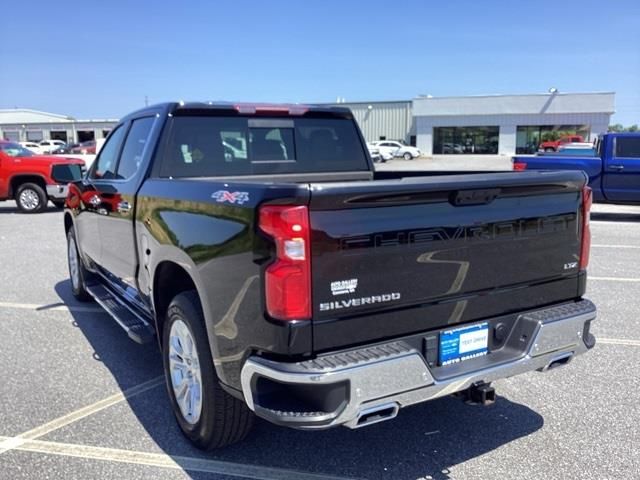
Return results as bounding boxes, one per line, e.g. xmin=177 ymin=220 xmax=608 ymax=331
xmin=0 ymin=140 xmax=85 ymax=213
xmin=539 ymin=135 xmax=585 ymax=152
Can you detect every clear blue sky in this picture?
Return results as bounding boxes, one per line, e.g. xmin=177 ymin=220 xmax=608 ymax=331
xmin=1 ymin=0 xmax=638 ymax=124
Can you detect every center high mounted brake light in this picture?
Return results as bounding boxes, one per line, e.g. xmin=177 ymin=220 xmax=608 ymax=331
xmin=259 ymin=205 xmax=311 ymax=321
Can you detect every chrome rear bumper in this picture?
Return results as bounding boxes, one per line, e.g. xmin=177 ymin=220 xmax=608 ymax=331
xmin=240 ymin=300 xmax=596 ymax=429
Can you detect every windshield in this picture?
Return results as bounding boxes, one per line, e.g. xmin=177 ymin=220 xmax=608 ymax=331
xmin=0 ymin=142 xmax=35 ymax=157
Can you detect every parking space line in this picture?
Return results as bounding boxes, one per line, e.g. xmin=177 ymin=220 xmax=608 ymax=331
xmin=598 ymin=338 xmax=640 ymax=347
xmin=589 ymin=276 xmax=640 ymax=283
xmin=0 ymin=376 xmax=164 ymax=455
xmin=591 ymin=244 xmax=640 ymax=249
xmin=0 ymin=436 xmax=357 ymax=480
xmin=0 ymin=301 xmax=104 ymax=313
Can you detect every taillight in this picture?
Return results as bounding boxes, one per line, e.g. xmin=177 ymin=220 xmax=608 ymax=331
xmin=259 ymin=205 xmax=311 ymax=320
xmin=579 ymin=186 xmax=592 ymax=270
xmin=513 ymin=161 xmax=527 ymax=171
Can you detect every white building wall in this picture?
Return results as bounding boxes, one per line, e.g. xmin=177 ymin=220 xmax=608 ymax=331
xmin=414 ymin=93 xmax=615 ymax=156
xmin=416 ymin=112 xmax=613 ymax=155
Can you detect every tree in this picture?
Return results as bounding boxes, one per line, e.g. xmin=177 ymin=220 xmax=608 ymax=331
xmin=608 ymin=124 xmax=639 ymax=132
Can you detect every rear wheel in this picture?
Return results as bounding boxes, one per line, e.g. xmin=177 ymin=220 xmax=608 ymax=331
xmin=15 ymin=183 xmax=46 ymax=213
xmin=67 ymin=227 xmax=91 ymax=301
xmin=162 ymin=291 xmax=253 ymax=449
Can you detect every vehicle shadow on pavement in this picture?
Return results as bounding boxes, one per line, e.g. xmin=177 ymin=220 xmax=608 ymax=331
xmin=55 ymin=279 xmax=544 ymax=480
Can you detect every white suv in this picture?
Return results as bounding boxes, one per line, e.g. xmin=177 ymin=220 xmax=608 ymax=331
xmin=368 ymin=141 xmax=420 ymax=160
xmin=39 ymin=139 xmax=66 ymax=153
xmin=19 ymin=142 xmax=44 ymax=154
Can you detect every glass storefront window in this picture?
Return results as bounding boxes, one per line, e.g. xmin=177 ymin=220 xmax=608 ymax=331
xmin=516 ymin=125 xmax=590 ymax=154
xmin=433 ymin=126 xmax=499 ymax=155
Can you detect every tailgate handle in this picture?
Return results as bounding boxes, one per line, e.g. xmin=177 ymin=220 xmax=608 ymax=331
xmin=451 ymin=188 xmax=501 ymax=206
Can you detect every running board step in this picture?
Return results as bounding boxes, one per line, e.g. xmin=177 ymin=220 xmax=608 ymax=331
xmin=86 ymin=283 xmax=156 ymax=344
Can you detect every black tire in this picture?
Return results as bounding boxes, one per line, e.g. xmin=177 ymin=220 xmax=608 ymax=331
xmin=66 ymin=227 xmax=91 ymax=302
xmin=544 ymin=147 xmax=555 ymax=152
xmin=52 ymin=200 xmax=66 ymax=209
xmin=15 ymin=182 xmax=47 ymax=213
xmin=403 ymin=152 xmax=413 ymax=160
xmin=162 ymin=291 xmax=253 ymax=450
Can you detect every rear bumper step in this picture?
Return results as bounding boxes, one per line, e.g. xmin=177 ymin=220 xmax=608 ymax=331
xmin=240 ymin=299 xmax=596 ymax=429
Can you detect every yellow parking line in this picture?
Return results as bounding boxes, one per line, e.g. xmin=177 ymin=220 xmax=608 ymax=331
xmin=589 ymin=276 xmax=640 ymax=283
xmin=0 ymin=376 xmax=164 ymax=455
xmin=0 ymin=436 xmax=357 ymax=480
xmin=598 ymin=338 xmax=640 ymax=347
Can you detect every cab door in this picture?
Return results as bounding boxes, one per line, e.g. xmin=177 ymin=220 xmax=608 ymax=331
xmin=96 ymin=116 xmax=157 ymax=292
xmin=603 ymin=135 xmax=640 ymax=203
xmin=75 ymin=125 xmax=127 ymax=265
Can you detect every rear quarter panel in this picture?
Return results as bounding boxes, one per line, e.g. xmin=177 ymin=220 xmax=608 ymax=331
xmin=135 ymin=178 xmax=311 ymax=390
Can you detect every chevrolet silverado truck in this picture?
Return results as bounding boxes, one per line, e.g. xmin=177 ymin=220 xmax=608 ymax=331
xmin=0 ymin=140 xmax=86 ymax=213
xmin=514 ymin=132 xmax=640 ymax=205
xmin=64 ymin=102 xmax=597 ymax=449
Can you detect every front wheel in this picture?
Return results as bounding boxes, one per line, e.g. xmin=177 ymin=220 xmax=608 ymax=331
xmin=162 ymin=291 xmax=253 ymax=449
xmin=544 ymin=147 xmax=555 ymax=152
xmin=15 ymin=183 xmax=46 ymax=213
xmin=403 ymin=152 xmax=413 ymax=160
xmin=67 ymin=227 xmax=91 ymax=301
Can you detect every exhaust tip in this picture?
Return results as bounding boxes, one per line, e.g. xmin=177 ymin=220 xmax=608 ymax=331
xmin=542 ymin=352 xmax=574 ymax=372
xmin=355 ymin=402 xmax=399 ymax=428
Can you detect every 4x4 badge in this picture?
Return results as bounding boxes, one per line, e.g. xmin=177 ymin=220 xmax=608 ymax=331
xmin=211 ymin=191 xmax=249 ymax=205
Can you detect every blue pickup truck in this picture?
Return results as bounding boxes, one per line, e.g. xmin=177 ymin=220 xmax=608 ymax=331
xmin=513 ymin=132 xmax=640 ymax=204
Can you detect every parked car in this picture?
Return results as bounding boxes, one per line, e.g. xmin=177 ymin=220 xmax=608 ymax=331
xmin=513 ymin=132 xmax=640 ymax=204
xmin=70 ymin=140 xmax=97 ymax=154
xmin=538 ymin=134 xmax=584 ymax=153
xmin=441 ymin=142 xmax=465 ymax=154
xmin=558 ymin=142 xmax=594 ymax=151
xmin=367 ymin=145 xmax=392 ymax=163
xmin=39 ymin=139 xmax=66 ymax=153
xmin=0 ymin=141 xmax=85 ymax=212
xmin=19 ymin=142 xmax=45 ymax=154
xmin=369 ymin=140 xmax=421 ymax=160
xmin=64 ymin=101 xmax=596 ymax=450
xmin=51 ymin=143 xmax=80 ymax=154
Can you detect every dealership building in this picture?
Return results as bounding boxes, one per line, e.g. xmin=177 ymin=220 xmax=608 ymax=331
xmin=1 ymin=92 xmax=615 ymax=156
xmin=0 ymin=109 xmax=117 ymax=144
xmin=331 ymin=91 xmax=615 ymax=155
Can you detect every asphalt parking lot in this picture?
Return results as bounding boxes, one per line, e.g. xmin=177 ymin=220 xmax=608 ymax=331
xmin=0 ymin=200 xmax=639 ymax=480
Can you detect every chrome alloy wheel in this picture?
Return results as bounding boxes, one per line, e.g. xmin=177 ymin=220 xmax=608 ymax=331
xmin=68 ymin=236 xmax=80 ymax=290
xmin=19 ymin=188 xmax=40 ymax=210
xmin=169 ymin=319 xmax=203 ymax=424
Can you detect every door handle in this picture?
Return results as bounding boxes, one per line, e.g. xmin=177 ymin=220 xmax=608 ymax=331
xmin=610 ymin=165 xmax=625 ymax=171
xmin=117 ymin=201 xmax=132 ymax=214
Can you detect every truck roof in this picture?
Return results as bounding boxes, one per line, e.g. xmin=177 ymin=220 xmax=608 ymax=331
xmin=121 ymin=101 xmax=354 ymax=123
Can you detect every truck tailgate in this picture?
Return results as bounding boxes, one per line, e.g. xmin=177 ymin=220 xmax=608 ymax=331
xmin=308 ymin=171 xmax=587 ymax=351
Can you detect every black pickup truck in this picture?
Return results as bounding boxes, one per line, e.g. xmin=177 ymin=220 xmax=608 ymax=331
xmin=64 ymin=102 xmax=597 ymax=449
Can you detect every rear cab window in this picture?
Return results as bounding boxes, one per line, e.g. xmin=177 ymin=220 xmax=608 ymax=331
xmin=158 ymin=115 xmax=369 ymax=177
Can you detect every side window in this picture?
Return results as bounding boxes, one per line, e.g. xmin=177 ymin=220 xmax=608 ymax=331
xmin=90 ymin=126 xmax=125 ymax=179
xmin=615 ymin=137 xmax=640 ymax=158
xmin=116 ymin=117 xmax=155 ymax=180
